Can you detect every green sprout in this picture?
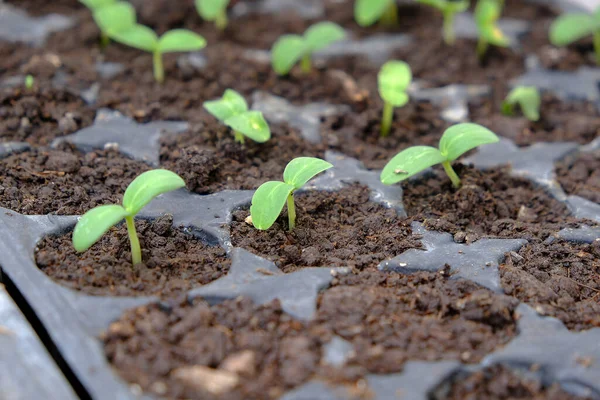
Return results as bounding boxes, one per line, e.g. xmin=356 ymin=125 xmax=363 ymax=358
xmin=354 ymin=0 xmax=398 ymax=27
xmin=109 ymin=24 xmax=206 ymax=83
xmin=474 ymin=0 xmax=509 ymax=60
xmin=72 ymin=169 xmax=185 ymax=265
xmin=250 ymin=157 xmax=333 ymax=230
xmin=271 ymin=22 xmax=346 ymax=75
xmin=416 ymin=0 xmax=469 ymax=45
xmin=203 ymin=89 xmax=271 ymax=144
xmin=195 ymin=0 xmax=230 ymax=30
xmin=501 ymin=86 xmax=541 ymax=122
xmin=380 ymin=123 xmax=499 ymax=188
xmin=24 ymin=75 xmax=34 ymax=90
xmin=79 ymin=0 xmax=136 ymax=47
xmin=550 ymin=7 xmax=600 ymax=65
xmin=378 ymin=60 xmax=412 ymax=137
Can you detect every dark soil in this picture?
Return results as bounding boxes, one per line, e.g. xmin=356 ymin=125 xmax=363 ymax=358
xmin=469 ymin=93 xmax=600 ymax=147
xmin=402 ymin=165 xmax=583 ymax=243
xmin=230 ymin=185 xmax=421 ymax=273
xmin=501 ymin=240 xmax=600 ymax=331
xmin=436 ymin=365 xmax=591 ymax=400
xmin=102 ymin=270 xmax=519 ymax=400
xmin=556 ymin=150 xmax=600 ymax=204
xmin=36 ymin=215 xmax=230 ymax=298
xmin=0 ymin=145 xmax=150 ymax=215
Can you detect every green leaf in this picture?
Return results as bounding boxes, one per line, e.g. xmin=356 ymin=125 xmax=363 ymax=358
xmin=195 ymin=0 xmax=229 ymax=20
xmin=502 ymin=86 xmax=541 ymax=121
xmin=380 ymin=146 xmax=445 ymax=185
xmin=250 ymin=181 xmax=295 ymax=230
xmin=480 ymin=24 xmax=510 ymax=47
xmin=109 ymin=24 xmax=158 ymax=52
xmin=446 ymin=0 xmax=469 ymax=13
xmin=271 ymin=35 xmax=306 ymax=75
xmin=158 ymin=29 xmax=206 ymax=53
xmin=72 ymin=204 xmax=128 ymax=252
xmin=439 ymin=123 xmax=499 ymax=162
xmin=415 ymin=0 xmax=445 ymax=11
xmin=93 ymin=2 xmax=136 ymax=35
xmin=304 ymin=22 xmax=346 ymax=52
xmin=122 ymin=169 xmax=186 ymax=215
xmin=225 ymin=111 xmax=271 ymax=143
xmin=203 ymin=89 xmax=248 ymax=121
xmin=355 ymin=0 xmax=391 ymax=27
xmin=549 ymin=13 xmax=596 ymax=46
xmin=80 ymin=0 xmax=116 ymax=10
xmin=283 ymin=157 xmax=333 ymax=189
xmin=378 ymin=60 xmax=412 ymax=107
xmin=475 ymin=0 xmax=501 ymax=28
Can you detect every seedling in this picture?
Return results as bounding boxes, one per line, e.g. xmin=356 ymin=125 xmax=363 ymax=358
xmin=72 ymin=169 xmax=185 ymax=265
xmin=378 ymin=60 xmax=412 ymax=137
xmin=474 ymin=0 xmax=509 ymax=60
xmin=195 ymin=0 xmax=230 ymax=30
xmin=550 ymin=6 xmax=600 ymax=65
xmin=354 ymin=0 xmax=398 ymax=27
xmin=250 ymin=157 xmax=333 ymax=230
xmin=79 ymin=0 xmax=136 ymax=47
xmin=416 ymin=0 xmax=469 ymax=45
xmin=271 ymin=22 xmax=346 ymax=75
xmin=203 ymin=89 xmax=271 ymax=144
xmin=380 ymin=123 xmax=499 ymax=188
xmin=24 ymin=75 xmax=34 ymax=90
xmin=109 ymin=24 xmax=206 ymax=83
xmin=501 ymin=86 xmax=541 ymax=122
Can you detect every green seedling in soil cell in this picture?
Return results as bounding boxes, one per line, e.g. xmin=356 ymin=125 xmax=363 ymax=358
xmin=79 ymin=0 xmax=136 ymax=47
xmin=378 ymin=60 xmax=412 ymax=137
xmin=474 ymin=0 xmax=509 ymax=60
xmin=354 ymin=0 xmax=398 ymax=27
xmin=24 ymin=75 xmax=34 ymax=90
xmin=109 ymin=24 xmax=206 ymax=83
xmin=203 ymin=89 xmax=271 ymax=144
xmin=501 ymin=86 xmax=541 ymax=122
xmin=416 ymin=0 xmax=469 ymax=45
xmin=72 ymin=169 xmax=185 ymax=266
xmin=250 ymin=157 xmax=333 ymax=230
xmin=550 ymin=6 xmax=600 ymax=65
xmin=271 ymin=22 xmax=346 ymax=75
xmin=195 ymin=0 xmax=230 ymax=30
xmin=380 ymin=123 xmax=499 ymax=188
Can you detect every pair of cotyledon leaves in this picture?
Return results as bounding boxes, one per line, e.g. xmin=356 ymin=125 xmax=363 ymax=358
xmin=378 ymin=60 xmax=412 ymax=107
xmin=502 ymin=86 xmax=541 ymax=122
xmin=475 ymin=0 xmax=510 ymax=47
xmin=195 ymin=0 xmax=229 ymax=21
xmin=550 ymin=6 xmax=600 ymax=46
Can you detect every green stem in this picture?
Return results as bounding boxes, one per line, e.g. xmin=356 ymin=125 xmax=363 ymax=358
xmin=125 ymin=216 xmax=142 ymax=265
xmin=153 ymin=50 xmax=164 ymax=83
xmin=301 ymin=53 xmax=312 ymax=74
xmin=234 ymin=131 xmax=245 ymax=144
xmin=286 ymin=193 xmax=296 ymax=231
xmin=594 ymin=31 xmax=600 ymax=65
xmin=380 ymin=1 xmax=398 ymax=26
xmin=442 ymin=160 xmax=461 ymax=188
xmin=476 ymin=37 xmax=488 ymax=62
xmin=442 ymin=10 xmax=456 ymax=45
xmin=216 ymin=10 xmax=228 ymax=30
xmin=100 ymin=32 xmax=110 ymax=48
xmin=380 ymin=102 xmax=394 ymax=137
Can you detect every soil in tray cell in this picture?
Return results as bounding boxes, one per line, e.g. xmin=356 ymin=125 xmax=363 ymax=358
xmin=556 ymin=150 xmax=600 ymax=205
xmin=36 ymin=215 xmax=230 ymax=298
xmin=102 ymin=270 xmax=519 ymax=400
xmin=229 ymin=185 xmax=422 ymax=273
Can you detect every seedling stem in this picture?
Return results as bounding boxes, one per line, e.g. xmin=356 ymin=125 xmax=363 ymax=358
xmin=381 ymin=102 xmax=394 ymax=137
xmin=443 ymin=9 xmax=456 ymax=45
xmin=125 ymin=216 xmax=142 ymax=265
xmin=476 ymin=38 xmax=488 ymax=60
xmin=234 ymin=131 xmax=245 ymax=144
xmin=153 ymin=51 xmax=164 ymax=83
xmin=301 ymin=53 xmax=312 ymax=74
xmin=594 ymin=31 xmax=600 ymax=65
xmin=381 ymin=2 xmax=398 ymax=26
xmin=286 ymin=193 xmax=297 ymax=230
xmin=216 ymin=11 xmax=228 ymax=30
xmin=442 ymin=160 xmax=461 ymax=188
xmin=101 ymin=32 xmax=110 ymax=48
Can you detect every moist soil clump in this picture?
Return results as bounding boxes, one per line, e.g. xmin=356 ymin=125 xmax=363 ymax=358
xmin=501 ymin=240 xmax=600 ymax=331
xmin=469 ymin=94 xmax=600 ymax=147
xmin=36 ymin=215 xmax=229 ymax=298
xmin=102 ymin=270 xmax=519 ymax=400
xmin=0 ymin=145 xmax=150 ymax=215
xmin=402 ymin=165 xmax=582 ymax=243
xmin=160 ymin=119 xmax=325 ymax=194
xmin=230 ymin=185 xmax=421 ymax=273
xmin=556 ymin=150 xmax=600 ymax=204
xmin=435 ymin=365 xmax=591 ymax=400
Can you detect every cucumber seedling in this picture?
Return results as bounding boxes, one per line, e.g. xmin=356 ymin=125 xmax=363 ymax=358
xmin=109 ymin=24 xmax=206 ymax=83
xmin=271 ymin=22 xmax=346 ymax=75
xmin=354 ymin=0 xmax=398 ymax=27
xmin=195 ymin=0 xmax=230 ymax=30
xmin=378 ymin=60 xmax=412 ymax=137
xmin=501 ymin=86 xmax=541 ymax=122
xmin=24 ymin=75 xmax=34 ymax=90
xmin=72 ymin=169 xmax=185 ymax=266
xmin=550 ymin=6 xmax=600 ymax=65
xmin=416 ymin=0 xmax=469 ymax=45
xmin=475 ymin=0 xmax=509 ymax=60
xmin=381 ymin=123 xmax=499 ymax=188
xmin=79 ymin=0 xmax=136 ymax=47
xmin=203 ymin=89 xmax=271 ymax=144
xmin=250 ymin=157 xmax=333 ymax=230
